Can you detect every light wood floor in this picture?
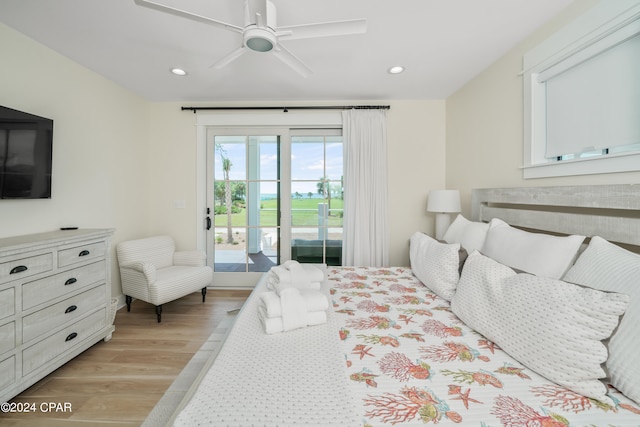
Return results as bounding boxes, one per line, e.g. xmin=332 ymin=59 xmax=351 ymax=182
xmin=0 ymin=289 xmax=251 ymax=427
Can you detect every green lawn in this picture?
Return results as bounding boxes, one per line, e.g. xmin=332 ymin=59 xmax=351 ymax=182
xmin=214 ymin=198 xmax=343 ymax=227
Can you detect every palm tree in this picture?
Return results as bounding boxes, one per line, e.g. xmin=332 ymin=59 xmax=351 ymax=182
xmin=216 ymin=144 xmax=234 ymax=244
xmin=317 ymin=176 xmax=331 ymax=212
xmin=222 ymin=157 xmax=233 ymax=243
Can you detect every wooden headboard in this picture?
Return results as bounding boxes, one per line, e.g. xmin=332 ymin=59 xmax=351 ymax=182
xmin=471 ymin=184 xmax=640 ymax=247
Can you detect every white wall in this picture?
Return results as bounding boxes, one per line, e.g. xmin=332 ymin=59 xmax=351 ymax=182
xmin=0 ymin=24 xmax=151 ymax=297
xmin=387 ymin=101 xmax=446 ymax=265
xmin=446 ymin=0 xmax=640 ymax=216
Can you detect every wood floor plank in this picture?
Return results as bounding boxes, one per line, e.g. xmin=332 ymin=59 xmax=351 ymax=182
xmin=0 ymin=289 xmax=251 ymax=426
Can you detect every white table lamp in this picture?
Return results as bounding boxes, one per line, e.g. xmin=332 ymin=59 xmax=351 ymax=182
xmin=427 ymin=190 xmax=461 ymax=240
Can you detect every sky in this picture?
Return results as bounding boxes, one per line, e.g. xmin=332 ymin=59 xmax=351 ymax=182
xmin=213 ymin=135 xmax=343 ymax=196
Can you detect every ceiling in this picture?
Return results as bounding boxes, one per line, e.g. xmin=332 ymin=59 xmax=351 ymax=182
xmin=0 ymin=0 xmax=575 ymax=102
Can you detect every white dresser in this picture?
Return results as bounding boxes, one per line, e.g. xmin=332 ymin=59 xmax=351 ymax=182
xmin=0 ymin=229 xmax=115 ymax=403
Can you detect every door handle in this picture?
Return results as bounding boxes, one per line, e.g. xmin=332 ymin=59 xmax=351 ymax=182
xmin=206 ymin=216 xmax=212 ymax=230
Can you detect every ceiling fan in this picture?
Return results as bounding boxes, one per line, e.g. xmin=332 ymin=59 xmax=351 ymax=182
xmin=134 ymin=0 xmax=367 ymax=77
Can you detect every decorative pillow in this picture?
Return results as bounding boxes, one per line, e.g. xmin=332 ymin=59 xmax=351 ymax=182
xmin=409 ymin=232 xmax=461 ymax=301
xmin=564 ymin=236 xmax=640 ymax=404
xmin=451 ymin=251 xmax=629 ymax=405
xmin=481 ymin=218 xmax=585 ymax=279
xmin=442 ymin=214 xmax=489 ymax=252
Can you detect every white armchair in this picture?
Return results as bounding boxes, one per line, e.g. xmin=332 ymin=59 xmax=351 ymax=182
xmin=116 ymin=235 xmax=213 ymax=322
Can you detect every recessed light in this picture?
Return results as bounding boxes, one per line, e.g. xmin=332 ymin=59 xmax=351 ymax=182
xmin=170 ymin=68 xmax=188 ymax=76
xmin=388 ymin=66 xmax=405 ymax=74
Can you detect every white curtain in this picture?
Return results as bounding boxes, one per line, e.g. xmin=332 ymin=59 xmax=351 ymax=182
xmin=342 ymin=109 xmax=389 ymax=267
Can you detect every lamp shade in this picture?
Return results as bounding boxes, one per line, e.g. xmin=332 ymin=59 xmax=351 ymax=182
xmin=427 ymin=190 xmax=461 ymax=213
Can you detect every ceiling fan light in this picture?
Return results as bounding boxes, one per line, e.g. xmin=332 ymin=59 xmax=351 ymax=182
xmin=244 ymin=27 xmax=276 ymax=52
xmin=246 ymin=37 xmax=273 ymax=52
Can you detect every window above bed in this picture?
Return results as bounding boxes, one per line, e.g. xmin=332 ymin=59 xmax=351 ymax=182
xmin=522 ymin=0 xmax=640 ymax=179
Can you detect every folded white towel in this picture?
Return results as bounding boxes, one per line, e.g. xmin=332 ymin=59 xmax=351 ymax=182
xmin=272 ymin=280 xmax=321 ymax=295
xmin=279 ymin=287 xmax=308 ymax=331
xmin=270 ymin=265 xmax=321 ymax=293
xmin=259 ymin=290 xmax=329 ymax=318
xmin=258 ymin=306 xmax=328 ymax=334
xmin=272 ymin=263 xmax=325 ymax=283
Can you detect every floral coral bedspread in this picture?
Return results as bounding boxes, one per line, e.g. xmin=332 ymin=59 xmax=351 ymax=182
xmin=329 ymin=266 xmax=640 ymax=426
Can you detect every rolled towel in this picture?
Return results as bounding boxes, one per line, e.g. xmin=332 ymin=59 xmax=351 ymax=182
xmin=270 ymin=265 xmax=321 ymax=292
xmin=259 ymin=290 xmax=329 ymax=318
xmin=271 ymin=266 xmax=295 ymax=284
xmin=282 ymin=260 xmax=300 ymax=269
xmin=283 ymin=260 xmax=325 ymax=283
xmin=265 ymin=272 xmax=279 ymax=291
xmin=272 ymin=280 xmax=321 ymax=295
xmin=258 ymin=306 xmax=328 ymax=334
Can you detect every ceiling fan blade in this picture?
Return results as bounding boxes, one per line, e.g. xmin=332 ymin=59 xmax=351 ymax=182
xmin=134 ymin=0 xmax=243 ymax=34
xmin=273 ymin=45 xmax=312 ymax=78
xmin=278 ymin=19 xmax=366 ymax=40
xmin=210 ymin=47 xmax=247 ymax=69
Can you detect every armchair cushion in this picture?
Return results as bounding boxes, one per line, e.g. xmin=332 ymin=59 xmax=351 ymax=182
xmin=116 ymin=235 xmax=213 ymax=309
xmin=174 ymin=250 xmax=207 ymax=267
xmin=150 ymin=265 xmax=213 ymax=304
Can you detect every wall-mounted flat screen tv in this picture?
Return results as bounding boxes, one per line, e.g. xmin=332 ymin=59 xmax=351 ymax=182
xmin=0 ymin=105 xmax=53 ymax=199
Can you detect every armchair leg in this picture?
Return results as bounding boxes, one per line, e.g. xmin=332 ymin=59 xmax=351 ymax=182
xmin=156 ymin=305 xmax=162 ymax=323
xmin=201 ymin=287 xmax=207 ymax=303
xmin=125 ymin=295 xmax=132 ymax=312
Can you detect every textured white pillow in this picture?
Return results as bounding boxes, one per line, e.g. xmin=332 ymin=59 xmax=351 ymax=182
xmin=564 ymin=236 xmax=640 ymax=404
xmin=442 ymin=214 xmax=489 ymax=252
xmin=409 ymin=232 xmax=461 ymax=301
xmin=481 ymin=218 xmax=585 ymax=279
xmin=451 ymin=251 xmax=629 ymax=405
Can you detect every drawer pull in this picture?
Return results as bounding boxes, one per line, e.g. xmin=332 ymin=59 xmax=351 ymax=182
xmin=78 ymin=250 xmax=90 ymax=257
xmin=65 ymin=305 xmax=78 ymax=314
xmin=64 ymin=278 xmax=77 ymax=286
xmin=65 ymin=332 xmax=78 ymax=342
xmin=10 ymin=265 xmax=28 ymax=275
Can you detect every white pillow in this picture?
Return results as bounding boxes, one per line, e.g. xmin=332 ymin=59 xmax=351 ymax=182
xmin=409 ymin=232 xmax=461 ymax=301
xmin=564 ymin=236 xmax=640 ymax=404
xmin=451 ymin=251 xmax=629 ymax=406
xmin=442 ymin=214 xmax=489 ymax=252
xmin=481 ymin=218 xmax=584 ymax=279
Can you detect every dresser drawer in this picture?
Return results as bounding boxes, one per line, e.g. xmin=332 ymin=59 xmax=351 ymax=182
xmin=0 ymin=321 xmax=15 ymax=355
xmin=0 ymin=355 xmax=15 ymax=390
xmin=22 ymin=309 xmax=106 ymax=375
xmin=22 ymin=260 xmax=106 ymax=310
xmin=0 ymin=252 xmax=53 ymax=285
xmin=23 ymin=285 xmax=106 ymax=343
xmin=58 ymin=241 xmax=106 ymax=268
xmin=0 ymin=287 xmax=15 ymax=320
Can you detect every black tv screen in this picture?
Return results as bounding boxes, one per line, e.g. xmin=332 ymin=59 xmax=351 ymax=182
xmin=0 ymin=105 xmax=53 ymax=199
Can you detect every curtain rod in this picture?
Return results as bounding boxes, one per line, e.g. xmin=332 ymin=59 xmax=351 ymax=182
xmin=181 ymin=105 xmax=390 ymax=113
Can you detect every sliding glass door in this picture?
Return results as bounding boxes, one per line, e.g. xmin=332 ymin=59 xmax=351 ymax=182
xmin=206 ymin=127 xmax=342 ymax=288
xmin=207 ymin=132 xmax=280 ymax=285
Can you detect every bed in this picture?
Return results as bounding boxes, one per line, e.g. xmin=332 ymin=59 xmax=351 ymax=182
xmin=166 ymin=184 xmax=640 ymax=426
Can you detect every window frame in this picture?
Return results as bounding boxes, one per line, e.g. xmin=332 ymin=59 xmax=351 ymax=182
xmin=522 ymin=1 xmax=640 ymax=179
